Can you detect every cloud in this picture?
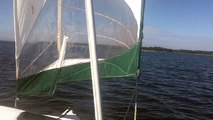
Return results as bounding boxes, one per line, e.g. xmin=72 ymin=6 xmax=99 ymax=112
xmin=143 ymin=25 xmax=213 ymax=51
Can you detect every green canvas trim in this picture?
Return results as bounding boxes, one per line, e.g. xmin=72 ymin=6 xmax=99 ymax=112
xmin=16 ymin=43 xmax=140 ymax=96
xmin=16 ymin=68 xmax=59 ymax=96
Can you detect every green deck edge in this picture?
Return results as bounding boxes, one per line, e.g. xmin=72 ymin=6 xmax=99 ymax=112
xmin=17 ymin=43 xmax=140 ymax=96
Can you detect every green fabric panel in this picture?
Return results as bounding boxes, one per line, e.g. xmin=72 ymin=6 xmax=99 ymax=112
xmin=58 ymin=62 xmax=91 ymax=83
xmin=58 ymin=43 xmax=139 ymax=83
xmin=100 ymin=43 xmax=139 ymax=77
xmin=17 ymin=43 xmax=140 ymax=96
xmin=16 ymin=68 xmax=59 ymax=96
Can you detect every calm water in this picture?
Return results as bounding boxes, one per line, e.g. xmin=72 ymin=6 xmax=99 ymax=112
xmin=0 ymin=41 xmax=213 ymax=120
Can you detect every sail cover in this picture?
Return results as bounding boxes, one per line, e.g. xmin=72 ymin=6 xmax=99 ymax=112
xmin=14 ymin=0 xmax=144 ymax=96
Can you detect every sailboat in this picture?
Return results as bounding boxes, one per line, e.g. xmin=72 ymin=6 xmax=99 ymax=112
xmin=0 ymin=0 xmax=145 ymax=119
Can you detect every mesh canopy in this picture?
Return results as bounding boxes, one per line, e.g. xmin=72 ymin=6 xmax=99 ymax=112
xmin=14 ymin=0 xmax=143 ymax=95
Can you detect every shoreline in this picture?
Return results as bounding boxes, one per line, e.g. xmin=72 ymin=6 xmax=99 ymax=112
xmin=142 ymin=47 xmax=213 ymax=56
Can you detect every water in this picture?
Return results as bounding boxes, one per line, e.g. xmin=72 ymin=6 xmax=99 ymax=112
xmin=0 ymin=41 xmax=213 ymax=120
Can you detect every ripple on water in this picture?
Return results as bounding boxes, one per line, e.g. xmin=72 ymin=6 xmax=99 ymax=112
xmin=0 ymin=42 xmax=213 ymax=119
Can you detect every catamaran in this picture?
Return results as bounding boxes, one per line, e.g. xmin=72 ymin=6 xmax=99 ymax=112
xmin=0 ymin=0 xmax=145 ymax=119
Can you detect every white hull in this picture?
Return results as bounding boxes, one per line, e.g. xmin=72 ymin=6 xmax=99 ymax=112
xmin=0 ymin=105 xmax=79 ymax=120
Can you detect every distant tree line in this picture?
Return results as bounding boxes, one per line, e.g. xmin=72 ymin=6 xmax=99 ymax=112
xmin=142 ymin=47 xmax=213 ymax=55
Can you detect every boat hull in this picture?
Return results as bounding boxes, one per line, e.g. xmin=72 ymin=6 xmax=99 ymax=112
xmin=0 ymin=105 xmax=79 ymax=120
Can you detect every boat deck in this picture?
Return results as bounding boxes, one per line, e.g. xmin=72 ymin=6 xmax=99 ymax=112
xmin=0 ymin=105 xmax=79 ymax=120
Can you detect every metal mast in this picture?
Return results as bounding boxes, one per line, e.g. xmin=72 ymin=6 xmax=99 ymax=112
xmin=134 ymin=0 xmax=145 ymax=120
xmin=85 ymin=0 xmax=103 ymax=120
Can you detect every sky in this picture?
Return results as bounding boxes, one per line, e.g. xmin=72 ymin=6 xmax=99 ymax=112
xmin=0 ymin=0 xmax=13 ymax=41
xmin=143 ymin=0 xmax=213 ymax=51
xmin=0 ymin=0 xmax=213 ymax=51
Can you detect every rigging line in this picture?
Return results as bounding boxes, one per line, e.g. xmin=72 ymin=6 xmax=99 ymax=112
xmin=62 ymin=4 xmax=136 ymax=44
xmin=20 ymin=42 xmax=53 ymax=76
xmin=123 ymin=87 xmax=136 ymax=120
xmin=73 ymin=32 xmax=130 ymax=49
xmin=134 ymin=70 xmax=140 ymax=120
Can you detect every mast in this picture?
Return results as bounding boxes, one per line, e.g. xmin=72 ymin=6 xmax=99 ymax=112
xmin=13 ymin=0 xmax=19 ymax=107
xmin=85 ymin=0 xmax=103 ymax=120
xmin=57 ymin=0 xmax=62 ymax=56
xmin=13 ymin=0 xmax=19 ymax=79
xmin=134 ymin=0 xmax=145 ymax=120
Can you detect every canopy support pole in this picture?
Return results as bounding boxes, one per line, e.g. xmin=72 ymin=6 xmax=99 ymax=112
xmin=58 ymin=36 xmax=68 ymax=68
xmin=85 ymin=0 xmax=103 ymax=120
xmin=57 ymin=0 xmax=62 ymax=56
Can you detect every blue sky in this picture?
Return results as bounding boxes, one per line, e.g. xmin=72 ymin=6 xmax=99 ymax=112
xmin=0 ymin=0 xmax=13 ymax=40
xmin=144 ymin=0 xmax=213 ymax=51
xmin=0 ymin=0 xmax=213 ymax=51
